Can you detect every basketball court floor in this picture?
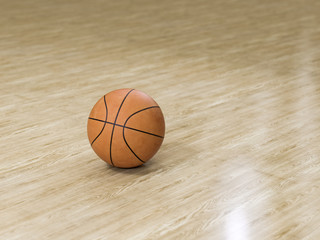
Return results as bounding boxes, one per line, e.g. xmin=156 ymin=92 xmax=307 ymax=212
xmin=1 ymin=0 xmax=320 ymax=239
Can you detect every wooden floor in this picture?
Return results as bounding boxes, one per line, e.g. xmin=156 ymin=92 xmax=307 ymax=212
xmin=1 ymin=0 xmax=320 ymax=239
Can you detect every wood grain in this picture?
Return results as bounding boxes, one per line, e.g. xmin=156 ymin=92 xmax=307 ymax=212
xmin=1 ymin=0 xmax=320 ymax=239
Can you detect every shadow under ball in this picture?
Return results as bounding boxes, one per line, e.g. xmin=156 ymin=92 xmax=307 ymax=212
xmin=87 ymin=89 xmax=165 ymax=168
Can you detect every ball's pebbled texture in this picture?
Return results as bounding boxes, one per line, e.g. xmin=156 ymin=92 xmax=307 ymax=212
xmin=87 ymin=89 xmax=165 ymax=168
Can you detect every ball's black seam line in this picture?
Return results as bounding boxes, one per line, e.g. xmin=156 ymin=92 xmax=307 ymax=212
xmin=122 ymin=131 xmax=145 ymax=163
xmin=124 ymin=106 xmax=160 ymax=127
xmin=123 ymin=125 xmax=164 ymax=138
xmin=122 ymin=106 xmax=163 ymax=164
xmin=88 ymin=117 xmax=164 ymax=138
xmin=90 ymin=95 xmax=108 ymax=146
xmin=109 ymin=89 xmax=135 ymax=166
xmin=88 ymin=117 xmax=105 ymax=123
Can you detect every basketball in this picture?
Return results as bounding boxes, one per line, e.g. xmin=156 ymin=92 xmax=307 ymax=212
xmin=87 ymin=88 xmax=165 ymax=168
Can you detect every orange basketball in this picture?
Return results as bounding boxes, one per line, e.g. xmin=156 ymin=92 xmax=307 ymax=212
xmin=87 ymin=89 xmax=165 ymax=168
